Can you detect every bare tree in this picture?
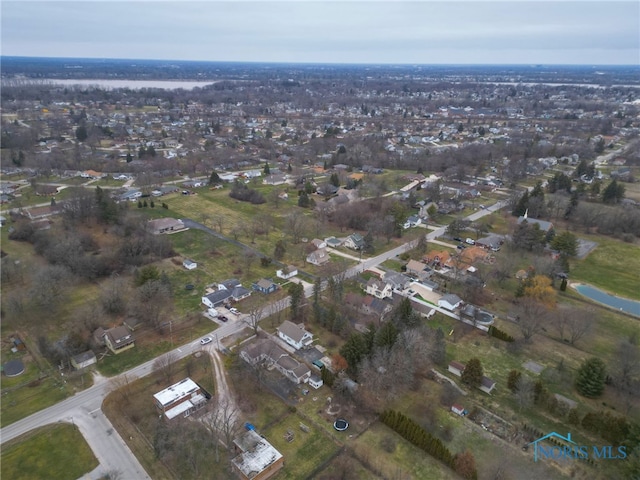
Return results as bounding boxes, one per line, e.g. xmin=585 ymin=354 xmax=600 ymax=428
xmin=565 ymin=308 xmax=595 ymax=346
xmin=285 ymin=210 xmax=307 ymax=243
xmin=512 ymin=298 xmax=549 ymax=343
xmin=211 ymin=213 xmax=225 ymax=233
xmin=244 ymin=297 xmax=266 ymax=334
xmin=515 ymin=375 xmax=535 ymax=411
xmin=153 ymin=351 xmax=178 ymax=384
xmin=201 ymin=399 xmax=241 ymax=454
xmin=108 ymin=374 xmax=137 ymax=405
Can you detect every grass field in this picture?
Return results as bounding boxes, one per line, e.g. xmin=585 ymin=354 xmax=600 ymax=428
xmin=1 ymin=423 xmax=98 ymax=480
xmin=569 ymin=235 xmax=640 ymax=300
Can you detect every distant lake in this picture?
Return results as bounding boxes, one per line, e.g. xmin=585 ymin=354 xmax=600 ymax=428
xmin=574 ymin=284 xmax=640 ymax=317
xmin=43 ymin=79 xmax=216 ymax=90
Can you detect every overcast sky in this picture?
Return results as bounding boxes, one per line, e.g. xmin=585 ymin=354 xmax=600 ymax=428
xmin=2 ymin=1 xmax=639 ymax=65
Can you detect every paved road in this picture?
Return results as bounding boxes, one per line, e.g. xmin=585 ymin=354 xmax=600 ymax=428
xmin=0 ymin=197 xmax=506 ymax=479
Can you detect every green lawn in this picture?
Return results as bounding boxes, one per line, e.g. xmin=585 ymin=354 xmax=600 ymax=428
xmin=1 ymin=423 xmax=98 ymax=480
xmin=262 ymin=411 xmax=341 ymax=480
xmin=570 ymin=235 xmax=640 ymax=300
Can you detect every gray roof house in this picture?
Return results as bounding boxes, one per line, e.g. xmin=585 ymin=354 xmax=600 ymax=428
xmin=344 ymin=233 xmax=365 ymax=250
xmin=277 ymin=320 xmax=314 ymax=350
xmin=438 ymin=294 xmax=463 ymax=311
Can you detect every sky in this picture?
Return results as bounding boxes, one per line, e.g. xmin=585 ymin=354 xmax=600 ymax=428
xmin=1 ymin=1 xmax=639 ymax=65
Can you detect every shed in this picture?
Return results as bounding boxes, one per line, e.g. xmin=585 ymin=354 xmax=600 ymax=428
xmin=71 ymin=350 xmax=97 ymax=370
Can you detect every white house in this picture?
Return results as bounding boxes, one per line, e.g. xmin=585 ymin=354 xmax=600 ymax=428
xmin=306 ymin=248 xmax=330 ymax=266
xmin=403 ymin=215 xmax=422 ymax=229
xmin=448 ymin=361 xmax=465 ymax=377
xmin=276 ymin=265 xmax=298 ymax=280
xmin=480 ymin=376 xmax=497 ymax=395
xmin=183 ymin=259 xmax=197 ymax=270
xmin=451 ymin=404 xmax=466 ymax=416
xmin=438 ymin=294 xmax=463 ymax=311
xmin=277 ymin=320 xmax=313 ymax=350
xmin=308 ymin=375 xmax=323 ymax=389
xmin=365 ymin=278 xmax=393 ymax=299
xmin=311 ymin=238 xmax=327 ymax=249
xmin=71 ymin=350 xmax=97 ymax=370
xmin=344 ymin=233 xmax=364 ymax=250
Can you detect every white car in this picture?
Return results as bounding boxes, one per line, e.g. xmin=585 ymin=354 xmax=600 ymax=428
xmin=229 ymin=307 xmax=240 ymax=315
xmin=200 ymin=336 xmax=213 ymax=345
xmin=465 ymin=238 xmax=476 ymax=245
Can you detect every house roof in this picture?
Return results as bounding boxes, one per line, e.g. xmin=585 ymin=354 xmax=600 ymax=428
xmin=230 ymin=285 xmax=251 ymax=299
xmin=232 ymin=430 xmax=283 ymax=478
xmin=220 ymin=278 xmax=241 ymax=290
xmin=204 ymin=289 xmax=232 ymax=305
xmin=481 ymin=376 xmax=496 ymax=389
xmin=449 ymin=361 xmax=466 ymax=371
xmin=72 ymin=350 xmax=96 ymax=364
xmin=383 ymin=272 xmax=410 ymax=288
xmin=307 ymin=248 xmax=329 ymax=264
xmin=153 ymin=377 xmax=201 ymax=408
xmin=406 ymin=259 xmax=427 ymax=272
xmin=242 ymin=338 xmax=286 ymax=362
xmin=148 ymin=217 xmax=184 ymax=231
xmin=440 ymin=294 xmax=462 ymax=306
xmin=517 ymin=216 xmax=553 ymax=232
xmin=255 ymin=278 xmax=276 ymax=289
xmin=104 ymin=326 xmax=133 ymax=345
xmin=278 ymin=320 xmax=311 ymax=344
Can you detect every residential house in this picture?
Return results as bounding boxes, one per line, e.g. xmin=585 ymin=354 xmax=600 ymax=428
xmin=361 ymin=295 xmax=393 ymax=317
xmin=475 ymin=234 xmax=504 ymax=251
xmin=183 ymin=259 xmax=197 ymax=270
xmin=308 ymin=375 xmax=323 ymax=389
xmin=153 ymin=377 xmax=207 ymax=420
xmin=451 ymin=404 xmax=466 ymax=416
xmin=406 ymin=259 xmax=429 ymax=280
xmin=276 ymin=265 xmax=298 ymax=280
xmin=202 ymin=279 xmax=252 ymax=308
xmin=403 ymin=215 xmax=422 ymax=229
xmin=365 ymin=278 xmax=393 ymax=299
xmin=324 ymin=236 xmax=342 ymax=248
xmin=277 ymin=320 xmax=313 ymax=350
xmin=383 ymin=272 xmax=412 ymax=292
xmin=118 ymin=189 xmax=142 ymax=202
xmin=344 ymin=233 xmax=364 ymax=250
xmin=448 ymin=361 xmax=465 ymax=377
xmin=252 ymin=278 xmax=278 ymax=294
xmin=148 ymin=218 xmax=185 ymax=234
xmin=231 ymin=429 xmax=284 ymax=480
xmin=103 ymin=326 xmax=135 ymax=354
xmin=71 ymin=350 xmax=97 ymax=370
xmin=438 ymin=294 xmax=463 ymax=311
xmin=241 ymin=338 xmax=311 ymax=384
xmin=480 ymin=376 xmax=497 ymax=395
xmin=306 ymin=248 xmax=330 ymax=266
xmin=311 ymin=238 xmax=327 ymax=249
xmin=263 ymin=174 xmax=287 ymax=185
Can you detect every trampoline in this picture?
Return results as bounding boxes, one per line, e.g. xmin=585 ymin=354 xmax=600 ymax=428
xmin=3 ymin=359 xmax=25 ymax=377
xmin=333 ymin=418 xmax=349 ymax=431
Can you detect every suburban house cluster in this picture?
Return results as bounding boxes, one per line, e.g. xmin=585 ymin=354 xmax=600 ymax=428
xmin=240 ymin=320 xmax=323 ymax=389
xmin=202 ymin=279 xmax=252 ymax=314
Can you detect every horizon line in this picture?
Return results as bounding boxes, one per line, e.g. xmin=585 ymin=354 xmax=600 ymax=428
xmin=2 ymin=55 xmax=639 ymax=68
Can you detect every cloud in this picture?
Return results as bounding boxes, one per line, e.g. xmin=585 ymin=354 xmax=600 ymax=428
xmin=2 ymin=1 xmax=638 ymax=64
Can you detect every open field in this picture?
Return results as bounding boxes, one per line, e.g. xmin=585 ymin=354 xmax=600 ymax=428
xmin=569 ymin=234 xmax=640 ymax=301
xmin=1 ymin=423 xmax=98 ymax=480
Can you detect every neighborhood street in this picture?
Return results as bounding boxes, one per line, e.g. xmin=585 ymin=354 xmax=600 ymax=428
xmin=0 ymin=200 xmax=505 ymax=479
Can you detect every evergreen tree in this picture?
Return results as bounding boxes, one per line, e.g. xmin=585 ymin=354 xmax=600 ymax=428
xmin=461 ymin=358 xmax=483 ymax=388
xmin=75 ymin=125 xmax=88 ymax=142
xmin=273 ymin=240 xmax=286 ymax=260
xmin=576 ymin=357 xmax=607 ymax=398
xmin=512 ymin=190 xmax=529 ymax=217
xmin=330 ymin=172 xmax=340 ymax=187
xmin=363 ymin=231 xmax=375 ymax=254
xmin=288 ymin=282 xmax=305 ymax=320
xmin=507 ymin=370 xmax=522 ymax=392
xmin=126 ymin=152 xmax=133 ymax=163
xmin=263 ymin=162 xmax=270 ymax=175
xmin=430 ymin=327 xmax=446 ymax=365
xmin=298 ymin=191 xmax=310 ymax=208
xmin=550 ymin=231 xmax=578 ymax=257
xmin=602 ymin=179 xmax=625 ymax=204
xmin=208 ymin=170 xmax=221 ymax=185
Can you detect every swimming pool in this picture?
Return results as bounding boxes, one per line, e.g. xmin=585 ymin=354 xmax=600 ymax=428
xmin=574 ymin=284 xmax=640 ymax=317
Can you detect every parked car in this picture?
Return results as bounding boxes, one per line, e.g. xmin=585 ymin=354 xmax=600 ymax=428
xmin=200 ymin=336 xmax=213 ymax=345
xmin=217 ymin=315 xmax=228 ymax=322
xmin=465 ymin=238 xmax=476 ymax=245
xmin=453 ymin=237 xmax=463 ymax=242
xmin=229 ymin=307 xmax=240 ymax=315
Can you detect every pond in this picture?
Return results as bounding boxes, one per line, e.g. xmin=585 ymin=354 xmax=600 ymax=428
xmin=574 ymin=284 xmax=640 ymax=317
